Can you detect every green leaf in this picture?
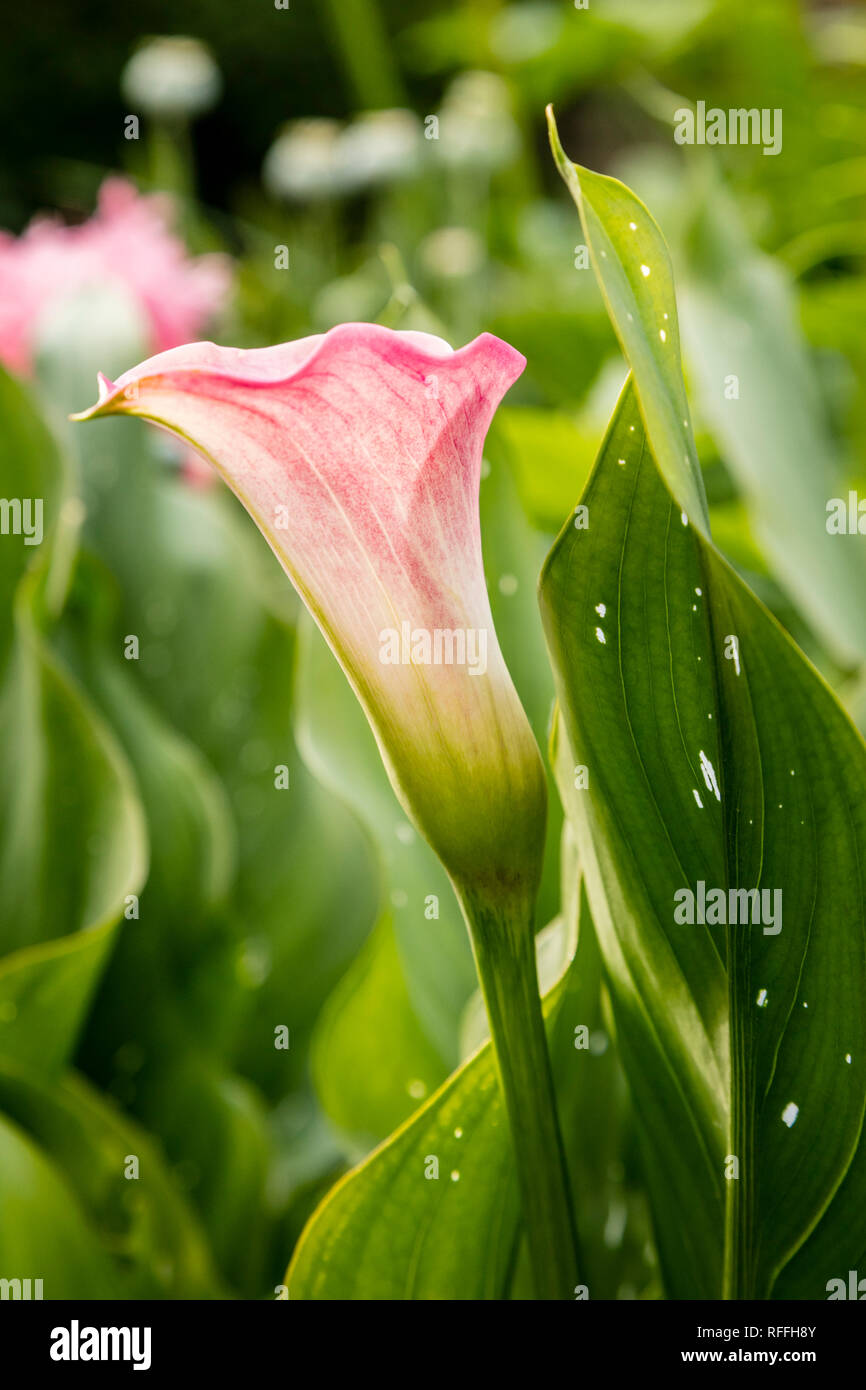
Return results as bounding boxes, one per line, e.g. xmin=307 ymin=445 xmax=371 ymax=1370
xmin=546 ymin=107 xmax=710 ymax=536
xmin=492 ymin=406 xmax=599 ymax=534
xmin=311 ymin=915 xmax=447 ymax=1145
xmin=0 ymin=1059 xmax=220 ymax=1298
xmin=479 ymin=431 xmax=565 ymax=926
xmin=540 ymin=378 xmax=866 ymax=1298
xmin=679 ymin=177 xmax=866 ymax=664
xmin=0 ymin=368 xmax=146 ymax=1076
xmin=289 ymin=1037 xmax=520 ymax=1300
xmin=133 ymin=1056 xmax=271 ymax=1295
xmin=0 ymin=1111 xmax=116 ymax=1299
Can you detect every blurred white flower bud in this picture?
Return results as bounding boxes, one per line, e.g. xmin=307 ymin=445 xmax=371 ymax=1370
xmin=337 ymin=109 xmax=424 ymax=190
xmin=262 ymin=119 xmax=345 ymax=201
xmin=121 ymin=36 xmax=222 ymax=120
xmin=490 ymin=4 xmax=564 ymax=63
xmin=419 ymin=226 xmax=485 ymax=279
xmin=435 ymin=71 xmax=520 ymax=172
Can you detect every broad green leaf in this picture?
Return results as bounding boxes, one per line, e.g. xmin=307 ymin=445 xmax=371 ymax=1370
xmin=0 ymin=1059 xmax=219 ymax=1298
xmin=290 ymin=1036 xmax=520 ymax=1300
xmin=0 ymin=1111 xmax=116 ymax=1299
xmin=800 ymin=275 xmax=866 ymax=486
xmin=480 ymin=431 xmax=559 ymax=739
xmin=540 ymin=379 xmax=866 ymax=1298
xmin=547 ymin=107 xmax=710 ymax=535
xmin=133 ymin=1055 xmax=271 ymax=1295
xmin=0 ymin=368 xmax=146 ymax=1076
xmin=312 ymin=915 xmax=447 ymax=1145
xmin=0 ymin=627 xmax=145 ymax=958
xmin=65 ymin=580 xmax=242 ymax=1079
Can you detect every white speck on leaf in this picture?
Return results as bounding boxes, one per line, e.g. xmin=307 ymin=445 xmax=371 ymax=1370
xmin=699 ymin=750 xmax=721 ymax=801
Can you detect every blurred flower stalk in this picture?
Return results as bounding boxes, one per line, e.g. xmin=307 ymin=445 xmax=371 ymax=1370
xmin=121 ymin=36 xmax=222 ymax=201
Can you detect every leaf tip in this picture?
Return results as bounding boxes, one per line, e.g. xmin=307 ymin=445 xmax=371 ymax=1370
xmin=545 ymin=104 xmax=576 ymax=186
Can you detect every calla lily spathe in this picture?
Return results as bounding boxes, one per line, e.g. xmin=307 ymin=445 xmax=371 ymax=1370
xmin=75 ymin=323 xmax=545 ymax=908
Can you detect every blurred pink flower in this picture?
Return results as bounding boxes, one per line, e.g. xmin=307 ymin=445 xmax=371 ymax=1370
xmin=0 ymin=177 xmax=230 ymax=377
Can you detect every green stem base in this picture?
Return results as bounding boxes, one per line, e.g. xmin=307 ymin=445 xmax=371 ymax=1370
xmin=459 ymin=884 xmax=581 ymax=1300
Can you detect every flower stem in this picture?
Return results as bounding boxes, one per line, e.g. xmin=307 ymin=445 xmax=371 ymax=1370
xmin=321 ymin=0 xmax=407 ymax=110
xmin=459 ymin=884 xmax=581 ymax=1300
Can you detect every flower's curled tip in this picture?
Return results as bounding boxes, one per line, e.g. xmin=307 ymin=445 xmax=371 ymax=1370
xmin=69 ymin=371 xmax=123 ymax=421
xmin=97 ymin=371 xmax=116 ymax=402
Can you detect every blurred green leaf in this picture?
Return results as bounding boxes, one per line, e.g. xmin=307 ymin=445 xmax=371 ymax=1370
xmin=680 ymin=179 xmax=866 ymax=665
xmin=0 ymin=367 xmax=146 ymax=1076
xmin=492 ymin=405 xmax=598 ymax=532
xmin=312 ymin=916 xmax=446 ymax=1144
xmin=0 ymin=1059 xmax=220 ymax=1298
xmin=0 ymin=1111 xmax=116 ymax=1299
xmin=134 ymin=1056 xmax=271 ymax=1295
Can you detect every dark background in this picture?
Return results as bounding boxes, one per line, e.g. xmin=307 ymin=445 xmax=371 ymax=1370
xmin=0 ymin=0 xmax=447 ymax=227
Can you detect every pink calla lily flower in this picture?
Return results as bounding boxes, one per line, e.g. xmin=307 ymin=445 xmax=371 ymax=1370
xmin=74 ymin=323 xmax=545 ymax=909
xmin=75 ymin=322 xmax=581 ymax=1296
